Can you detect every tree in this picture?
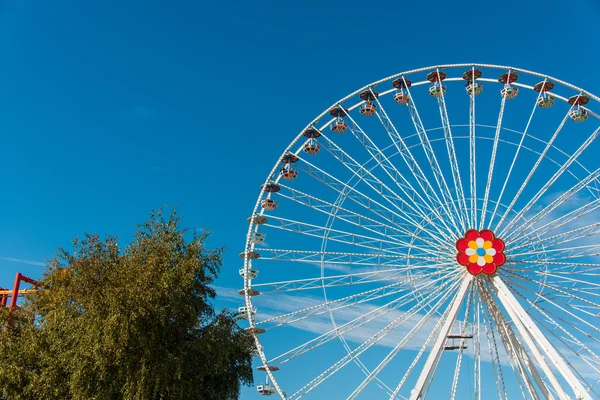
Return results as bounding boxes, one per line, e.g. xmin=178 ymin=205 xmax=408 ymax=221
xmin=0 ymin=209 xmax=254 ymax=399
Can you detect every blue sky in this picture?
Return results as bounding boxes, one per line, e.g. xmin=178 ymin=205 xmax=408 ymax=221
xmin=1 ymin=0 xmax=600 ymax=399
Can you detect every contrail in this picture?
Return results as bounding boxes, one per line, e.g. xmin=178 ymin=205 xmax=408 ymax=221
xmin=0 ymin=256 xmax=45 ymax=267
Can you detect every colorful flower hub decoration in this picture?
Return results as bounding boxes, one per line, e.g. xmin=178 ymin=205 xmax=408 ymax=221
xmin=456 ymin=229 xmax=506 ymax=276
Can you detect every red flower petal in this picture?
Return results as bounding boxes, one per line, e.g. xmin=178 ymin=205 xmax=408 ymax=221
xmin=493 ymin=253 xmax=506 ymax=266
xmin=492 ymin=239 xmax=505 ymax=252
xmin=457 ymin=253 xmax=470 ymax=266
xmin=482 ymin=263 xmax=498 ymax=275
xmin=480 ymin=230 xmax=494 ymax=241
xmin=456 ymin=238 xmax=469 ymax=252
xmin=467 ymin=263 xmax=483 ymax=275
xmin=465 ymin=229 xmax=480 ymax=241
xmin=457 ymin=230 xmax=506 ymax=276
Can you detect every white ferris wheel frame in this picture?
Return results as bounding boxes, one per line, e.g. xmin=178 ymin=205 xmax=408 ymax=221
xmin=241 ymin=63 xmax=600 ymax=400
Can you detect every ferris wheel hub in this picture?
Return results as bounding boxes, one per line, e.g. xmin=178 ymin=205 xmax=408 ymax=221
xmin=456 ymin=229 xmax=506 ymax=275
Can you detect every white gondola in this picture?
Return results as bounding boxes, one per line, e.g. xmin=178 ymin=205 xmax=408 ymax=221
xmin=359 ymin=101 xmax=376 ymax=116
xmin=466 ymin=82 xmax=483 ymax=96
xmin=393 ymin=91 xmax=410 ymax=104
xmin=429 ymin=84 xmax=446 ymax=97
xmin=501 ymin=85 xmax=518 ymax=99
xmin=330 ymin=118 xmax=347 ymax=133
xmin=303 ymin=139 xmax=320 ymax=155
xmin=238 ymin=305 xmax=257 ymax=319
xmin=537 ymin=94 xmax=555 ymax=108
xmin=239 ymin=268 xmax=258 ymax=279
xmin=250 ymin=232 xmax=266 ymax=244
xmin=257 ymin=384 xmax=276 ymax=395
xmin=570 ymin=108 xmax=588 ymax=122
xmin=280 ymin=165 xmax=298 ymax=181
xmin=261 ymin=198 xmax=278 ymax=210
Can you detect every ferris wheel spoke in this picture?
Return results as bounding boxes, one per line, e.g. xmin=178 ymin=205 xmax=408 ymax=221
xmin=408 ymin=275 xmax=473 ymax=400
xmin=252 ymin=267 xmax=442 ymax=295
xmin=433 ymin=69 xmax=469 ymax=231
xmin=342 ymin=107 xmax=456 ymax=235
xmin=511 ymin=192 xmax=600 ymax=244
xmin=480 ymin=290 xmax=509 ymax=400
xmin=262 ymin=215 xmax=440 ymax=256
xmin=508 ymin=263 xmax=600 ymax=277
xmin=346 ymin=277 xmax=464 ymax=400
xmin=289 ymin=278 xmax=462 ymax=399
xmin=296 ymin=161 xmax=448 ymax=247
xmin=255 ymin=247 xmax=447 ymax=266
xmin=256 ymin=270 xmax=457 ymax=329
xmin=537 ymin=280 xmax=600 ymax=304
xmin=509 ymin=242 xmax=600 ymax=262
xmin=494 ymin=106 xmax=576 ymax=235
xmin=489 ymin=83 xmax=543 ymax=228
xmin=363 ymin=93 xmax=460 ymax=233
xmin=514 ymin=301 xmax=600 ymax=358
xmin=266 ymin=280 xmax=455 ymax=400
xmin=312 ymin=137 xmax=452 ymax=240
xmin=502 ymin=270 xmax=600 ymax=316
xmin=276 ymin=184 xmax=430 ymax=247
xmin=402 ymin=87 xmax=462 ymax=231
xmin=509 ymin=221 xmax=600 ymax=253
xmin=500 ymin=277 xmax=600 ymax=355
xmin=261 ymin=222 xmax=408 ymax=257
xmin=479 ymin=93 xmax=508 ymax=231
xmin=501 ymin=282 xmax=600 ymax=391
xmin=502 ymin=275 xmax=600 ymax=363
xmin=527 ymin=318 xmax=600 ymax=397
xmin=267 ymin=277 xmax=450 ymax=366
xmin=468 ymin=77 xmax=478 ymax=228
xmin=389 ymin=298 xmax=452 ymax=399
xmin=503 ymin=269 xmax=600 ymax=302
xmin=287 ymin=166 xmax=438 ymax=247
xmin=502 ymin=131 xmax=600 ymax=242
xmin=403 ymin=78 xmax=467 ymax=231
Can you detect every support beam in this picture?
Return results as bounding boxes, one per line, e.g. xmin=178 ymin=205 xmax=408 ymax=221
xmin=409 ymin=275 xmax=473 ymax=400
xmin=480 ymin=281 xmax=551 ymax=399
xmin=492 ymin=278 xmax=567 ymax=398
xmin=9 ymin=272 xmax=22 ymax=310
xmin=491 ymin=276 xmax=592 ymax=400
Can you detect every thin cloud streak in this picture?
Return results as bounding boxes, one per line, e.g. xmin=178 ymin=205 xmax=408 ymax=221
xmin=0 ymin=256 xmax=45 ymax=267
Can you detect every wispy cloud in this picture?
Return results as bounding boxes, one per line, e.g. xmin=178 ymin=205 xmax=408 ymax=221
xmin=0 ymin=256 xmax=45 ymax=267
xmin=214 ymin=285 xmax=242 ymax=302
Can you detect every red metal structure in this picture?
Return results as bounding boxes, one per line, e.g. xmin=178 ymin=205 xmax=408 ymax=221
xmin=0 ymin=272 xmax=39 ymax=311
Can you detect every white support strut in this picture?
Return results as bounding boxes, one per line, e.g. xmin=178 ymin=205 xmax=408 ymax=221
xmin=409 ymin=274 xmax=473 ymax=400
xmin=491 ymin=276 xmax=592 ymax=400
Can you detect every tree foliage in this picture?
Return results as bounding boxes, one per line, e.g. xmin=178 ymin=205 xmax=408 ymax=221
xmin=0 ymin=210 xmax=253 ymax=399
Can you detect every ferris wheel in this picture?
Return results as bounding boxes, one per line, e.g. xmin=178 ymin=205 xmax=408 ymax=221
xmin=240 ymin=64 xmax=600 ymax=400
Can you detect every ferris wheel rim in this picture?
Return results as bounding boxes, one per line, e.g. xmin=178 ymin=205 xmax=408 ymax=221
xmin=263 ymin=63 xmax=600 ymax=188
xmin=242 ymin=63 xmax=600 ymax=399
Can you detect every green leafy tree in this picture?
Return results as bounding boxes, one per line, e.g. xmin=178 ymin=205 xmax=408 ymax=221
xmin=0 ymin=210 xmax=254 ymax=399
